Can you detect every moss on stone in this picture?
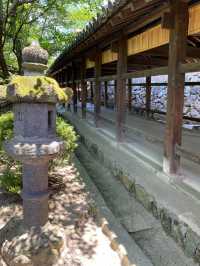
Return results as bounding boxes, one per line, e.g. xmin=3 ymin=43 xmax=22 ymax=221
xmin=0 ymin=85 xmax=7 ymax=101
xmin=63 ymin=87 xmax=73 ymax=100
xmin=7 ymin=76 xmax=72 ymax=103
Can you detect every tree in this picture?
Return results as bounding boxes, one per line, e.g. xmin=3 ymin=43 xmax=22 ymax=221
xmin=0 ymin=0 xmax=105 ymax=79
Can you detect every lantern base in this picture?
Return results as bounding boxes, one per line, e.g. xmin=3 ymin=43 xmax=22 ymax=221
xmin=1 ymin=219 xmax=65 ymax=266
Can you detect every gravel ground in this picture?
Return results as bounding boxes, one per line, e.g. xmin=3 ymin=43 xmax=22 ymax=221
xmin=0 ymin=161 xmax=121 ymax=266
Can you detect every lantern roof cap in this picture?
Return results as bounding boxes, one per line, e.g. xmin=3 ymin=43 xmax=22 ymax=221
xmin=6 ymin=76 xmax=72 ymax=103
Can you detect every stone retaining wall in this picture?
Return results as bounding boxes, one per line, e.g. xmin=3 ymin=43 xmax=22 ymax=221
xmin=131 ymin=73 xmax=200 ymax=118
xmin=100 ymin=73 xmax=200 ymax=118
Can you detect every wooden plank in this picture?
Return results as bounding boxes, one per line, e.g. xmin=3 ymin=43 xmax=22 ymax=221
xmin=86 ymin=58 xmax=95 ymax=69
xmin=81 ymin=59 xmax=87 ymax=119
xmin=163 ymin=0 xmax=189 ymax=175
xmin=116 ymin=35 xmax=128 ymax=142
xmin=94 ymin=52 xmax=102 ymax=127
xmin=102 ymin=49 xmax=118 ymax=64
xmin=146 ymin=76 xmax=151 ymax=118
xmin=188 ymin=3 xmax=200 ymax=35
xmin=128 ymin=24 xmax=170 ymax=56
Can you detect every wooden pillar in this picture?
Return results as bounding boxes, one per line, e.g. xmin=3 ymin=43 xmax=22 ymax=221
xmin=72 ymin=65 xmax=77 ymax=113
xmin=104 ymin=81 xmax=108 ymax=107
xmin=163 ymin=1 xmax=188 ymax=175
xmin=114 ymin=80 xmax=117 ymax=110
xmin=65 ymin=70 xmax=70 ymax=110
xmin=116 ymin=35 xmax=127 ymax=142
xmin=77 ymin=83 xmax=81 ymax=101
xmin=94 ymin=52 xmax=102 ymax=127
xmin=81 ymin=60 xmax=87 ymax=119
xmin=128 ymin=79 xmax=132 ymax=112
xmin=146 ymin=76 xmax=151 ymax=118
xmin=90 ymin=81 xmax=94 ymax=103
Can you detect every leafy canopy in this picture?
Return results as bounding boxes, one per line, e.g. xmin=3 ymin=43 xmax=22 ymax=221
xmin=0 ymin=0 xmax=105 ymax=79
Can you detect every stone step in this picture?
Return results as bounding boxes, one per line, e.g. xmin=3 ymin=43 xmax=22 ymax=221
xmin=76 ymin=143 xmax=198 ymax=266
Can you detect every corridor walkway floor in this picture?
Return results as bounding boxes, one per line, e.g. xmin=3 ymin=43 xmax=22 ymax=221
xmin=70 ymin=103 xmax=200 ymax=198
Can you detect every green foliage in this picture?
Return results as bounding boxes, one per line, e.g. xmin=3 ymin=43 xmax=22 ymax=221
xmin=0 ymin=112 xmax=78 ymax=193
xmin=56 ymin=116 xmax=79 ymax=159
xmin=0 ymin=169 xmax=22 ymax=194
xmin=0 ymin=112 xmax=13 ymax=149
xmin=0 ymin=0 xmax=105 ymax=77
xmin=0 ymin=112 xmax=21 ymax=194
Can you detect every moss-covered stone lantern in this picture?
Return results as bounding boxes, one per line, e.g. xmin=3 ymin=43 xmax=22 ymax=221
xmin=4 ymin=41 xmax=70 ymax=228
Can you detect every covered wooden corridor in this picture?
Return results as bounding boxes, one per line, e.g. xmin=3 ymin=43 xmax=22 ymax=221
xmin=49 ymin=0 xmax=200 ymax=178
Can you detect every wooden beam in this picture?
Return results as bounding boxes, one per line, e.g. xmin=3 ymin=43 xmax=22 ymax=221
xmin=146 ymin=76 xmax=151 ymax=118
xmin=164 ymin=0 xmax=189 ymax=175
xmin=116 ymin=35 xmax=127 ymax=142
xmin=179 ymin=61 xmax=200 ymax=73
xmin=161 ymin=12 xmax=174 ymax=29
xmin=123 ymin=66 xmax=168 ymax=79
xmin=81 ymin=59 xmax=87 ymax=119
xmin=94 ymin=51 xmax=102 ymax=127
xmin=100 ymin=75 xmax=117 ymax=81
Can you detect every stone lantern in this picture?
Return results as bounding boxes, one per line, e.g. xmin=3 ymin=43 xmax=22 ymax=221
xmin=4 ymin=41 xmax=69 ymax=228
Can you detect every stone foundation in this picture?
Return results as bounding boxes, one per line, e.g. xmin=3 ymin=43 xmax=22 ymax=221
xmin=0 ymin=220 xmax=65 ymax=266
xmin=67 ymin=114 xmax=200 ymax=264
xmin=131 ymin=74 xmax=200 ymax=118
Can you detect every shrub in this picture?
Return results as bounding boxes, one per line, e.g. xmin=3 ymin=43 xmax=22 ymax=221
xmin=0 ymin=112 xmax=16 ymax=168
xmin=0 ymin=112 xmax=13 ymax=147
xmin=56 ymin=116 xmax=78 ymax=159
xmin=0 ymin=112 xmax=78 ymax=193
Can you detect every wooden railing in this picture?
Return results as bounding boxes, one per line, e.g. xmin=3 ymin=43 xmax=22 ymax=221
xmin=84 ymin=108 xmax=200 ymax=166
